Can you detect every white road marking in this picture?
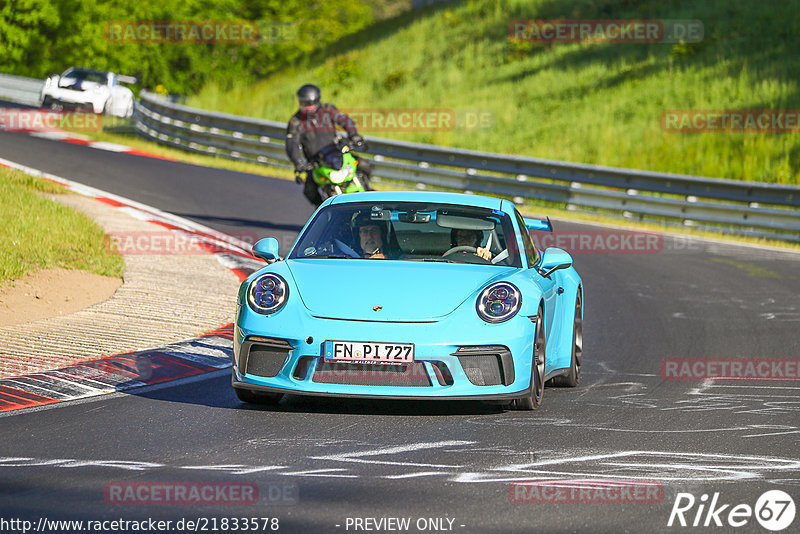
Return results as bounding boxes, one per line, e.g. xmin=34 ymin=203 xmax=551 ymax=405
xmin=29 ymin=132 xmax=90 ymax=141
xmin=88 ymin=141 xmax=132 ymax=152
xmin=279 ymin=468 xmax=357 ymax=478
xmin=384 ymin=471 xmax=449 ymax=479
xmin=181 ymin=464 xmax=286 ymax=475
xmin=311 ymin=441 xmax=473 ymax=469
xmin=1 ymin=448 xmax=799 ymax=483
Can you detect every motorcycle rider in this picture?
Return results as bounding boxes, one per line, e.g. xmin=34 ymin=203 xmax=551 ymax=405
xmin=286 ymin=84 xmax=372 ymax=205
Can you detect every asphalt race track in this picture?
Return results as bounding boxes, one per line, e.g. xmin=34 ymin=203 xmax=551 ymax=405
xmin=1 ymin=129 xmax=799 ymax=533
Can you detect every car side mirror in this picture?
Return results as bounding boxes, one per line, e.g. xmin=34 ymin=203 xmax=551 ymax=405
xmin=537 ymin=247 xmax=572 ymax=278
xmin=252 ymin=238 xmax=281 ymax=263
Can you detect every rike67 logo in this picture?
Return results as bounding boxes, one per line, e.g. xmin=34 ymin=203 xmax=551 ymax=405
xmin=668 ymin=490 xmax=795 ymax=531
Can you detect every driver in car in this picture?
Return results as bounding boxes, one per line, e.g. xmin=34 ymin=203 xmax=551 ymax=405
xmin=450 ymin=229 xmax=493 ymax=261
xmin=353 ymin=212 xmax=394 ymax=259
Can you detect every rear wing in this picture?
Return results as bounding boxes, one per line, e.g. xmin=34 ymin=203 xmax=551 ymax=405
xmin=116 ymin=74 xmax=138 ymax=85
xmin=523 ymin=216 xmax=553 ymax=232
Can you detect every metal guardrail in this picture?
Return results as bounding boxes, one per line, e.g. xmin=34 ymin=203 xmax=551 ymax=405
xmin=0 ymin=73 xmax=43 ymax=107
xmin=1 ymin=72 xmax=796 ymax=242
xmin=135 ymin=91 xmax=800 ymax=242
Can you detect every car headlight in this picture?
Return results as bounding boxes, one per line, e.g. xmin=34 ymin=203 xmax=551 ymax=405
xmin=476 ymin=282 xmax=521 ymax=323
xmin=247 ymin=273 xmax=288 ymax=315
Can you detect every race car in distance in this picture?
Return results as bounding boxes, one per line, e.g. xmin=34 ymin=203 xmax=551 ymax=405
xmin=233 ymin=191 xmax=583 ymax=410
xmin=40 ymin=67 xmax=136 ymax=118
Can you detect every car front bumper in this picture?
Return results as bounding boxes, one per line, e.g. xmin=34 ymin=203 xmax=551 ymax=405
xmin=43 ymin=89 xmax=104 ymax=112
xmin=232 ymin=310 xmax=539 ymax=400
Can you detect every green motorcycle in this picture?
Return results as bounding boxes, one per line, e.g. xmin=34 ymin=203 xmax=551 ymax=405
xmin=303 ymin=138 xmax=370 ymax=203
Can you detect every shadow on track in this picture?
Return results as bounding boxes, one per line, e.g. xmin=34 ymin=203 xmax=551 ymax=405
xmin=126 ymin=372 xmax=507 ymax=416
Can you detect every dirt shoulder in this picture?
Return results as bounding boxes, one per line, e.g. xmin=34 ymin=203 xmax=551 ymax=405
xmin=0 ymin=268 xmax=122 ymax=326
xmin=0 ymin=191 xmax=242 ymax=379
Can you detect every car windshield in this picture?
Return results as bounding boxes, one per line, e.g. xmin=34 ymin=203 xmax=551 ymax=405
xmin=63 ymin=69 xmax=108 ymax=85
xmin=289 ymin=201 xmax=522 ymax=267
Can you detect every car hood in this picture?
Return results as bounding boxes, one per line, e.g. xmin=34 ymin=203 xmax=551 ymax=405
xmin=287 ymin=259 xmax=516 ymax=322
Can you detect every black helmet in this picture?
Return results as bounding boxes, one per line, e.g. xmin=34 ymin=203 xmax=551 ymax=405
xmin=297 ymin=84 xmax=321 ymax=108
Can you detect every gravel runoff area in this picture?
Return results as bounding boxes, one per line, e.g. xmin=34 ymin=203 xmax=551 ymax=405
xmin=0 ymin=192 xmax=242 ymax=379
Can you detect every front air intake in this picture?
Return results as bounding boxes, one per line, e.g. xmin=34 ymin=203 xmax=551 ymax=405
xmin=455 ymin=346 xmax=514 ymax=386
xmin=240 ymin=337 xmax=292 ymax=378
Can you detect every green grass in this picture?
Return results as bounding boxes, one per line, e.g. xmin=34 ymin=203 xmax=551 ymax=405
xmin=186 ymin=0 xmax=800 ymax=184
xmin=0 ymin=167 xmax=125 ymax=283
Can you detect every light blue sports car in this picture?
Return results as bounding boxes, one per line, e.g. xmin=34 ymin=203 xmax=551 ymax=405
xmin=233 ymin=191 xmax=583 ymax=409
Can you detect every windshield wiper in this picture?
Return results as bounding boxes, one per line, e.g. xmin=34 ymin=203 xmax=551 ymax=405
xmin=417 ymin=258 xmax=456 ymax=263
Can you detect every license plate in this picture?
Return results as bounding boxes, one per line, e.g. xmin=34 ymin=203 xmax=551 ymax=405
xmin=323 ymin=340 xmax=414 ymax=364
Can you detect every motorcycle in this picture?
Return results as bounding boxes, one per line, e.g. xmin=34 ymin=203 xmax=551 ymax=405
xmin=297 ymin=137 xmax=371 ymax=204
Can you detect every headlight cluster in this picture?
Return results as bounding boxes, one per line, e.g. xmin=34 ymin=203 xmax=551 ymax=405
xmin=247 ymin=273 xmax=288 ymax=315
xmin=329 ymin=166 xmax=354 ymax=184
xmin=476 ymin=282 xmax=521 ymax=323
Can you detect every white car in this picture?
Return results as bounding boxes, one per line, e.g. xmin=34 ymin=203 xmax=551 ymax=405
xmin=41 ymin=67 xmax=136 ymax=118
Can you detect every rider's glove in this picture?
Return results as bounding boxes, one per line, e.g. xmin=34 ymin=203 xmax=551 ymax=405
xmin=349 ymin=134 xmax=365 ymax=147
xmin=294 ymin=162 xmax=313 ymax=183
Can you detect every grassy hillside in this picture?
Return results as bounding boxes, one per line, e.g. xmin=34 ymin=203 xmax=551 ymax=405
xmin=188 ymin=0 xmax=800 ymax=184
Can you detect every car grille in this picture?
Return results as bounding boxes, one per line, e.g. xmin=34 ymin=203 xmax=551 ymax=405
xmin=313 ymin=361 xmax=431 ymax=387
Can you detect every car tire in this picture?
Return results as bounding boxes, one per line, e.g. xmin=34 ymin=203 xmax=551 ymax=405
xmin=552 ymin=291 xmax=582 ymax=387
xmin=511 ymin=306 xmax=545 ymax=410
xmin=102 ymin=98 xmax=112 ymax=115
xmin=234 ymin=387 xmax=283 ymax=405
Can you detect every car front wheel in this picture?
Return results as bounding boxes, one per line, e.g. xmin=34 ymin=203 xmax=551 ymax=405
xmin=552 ymin=291 xmax=582 ymax=387
xmin=511 ymin=306 xmax=545 ymax=410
